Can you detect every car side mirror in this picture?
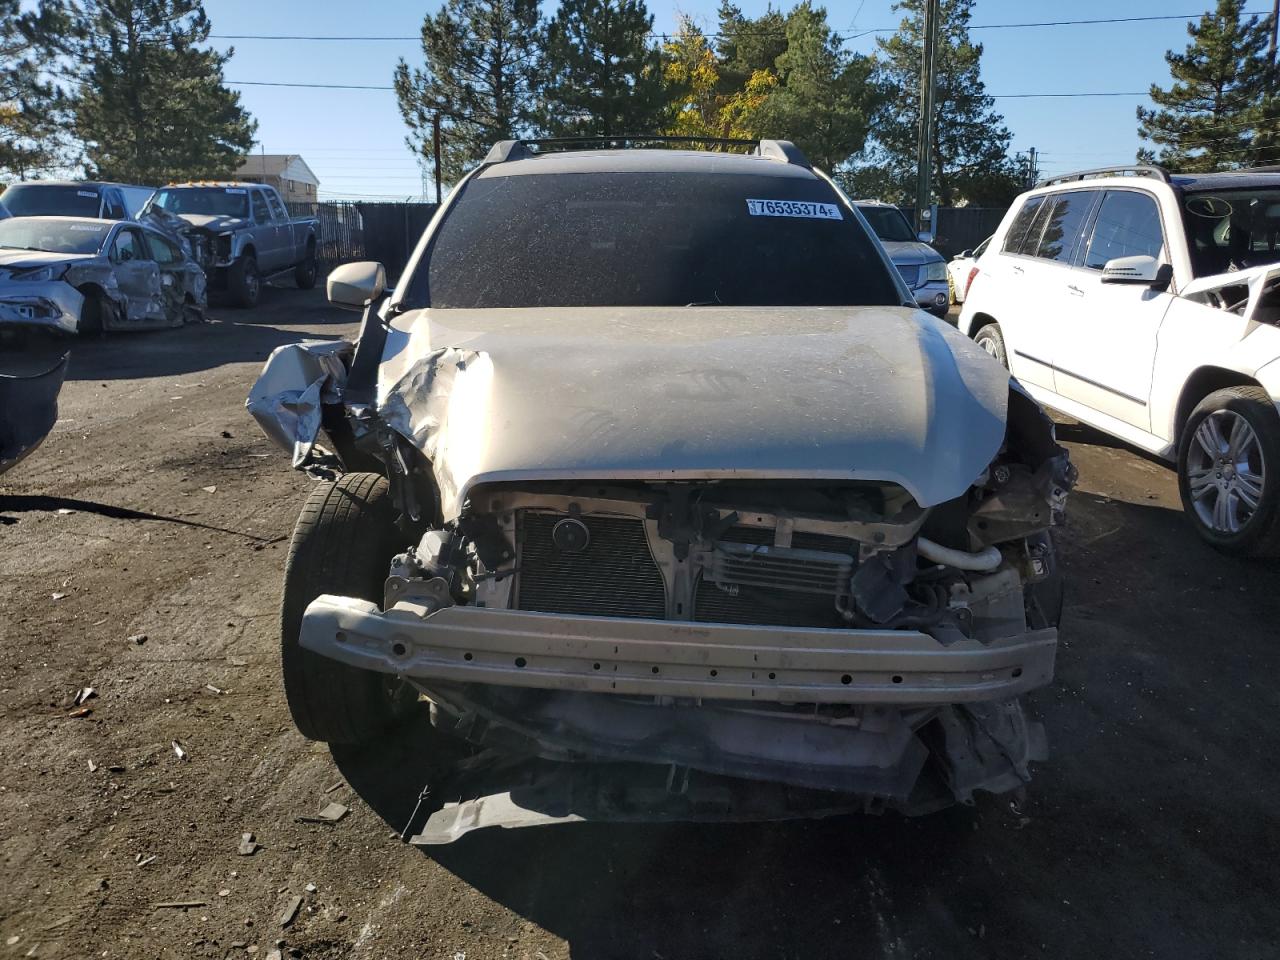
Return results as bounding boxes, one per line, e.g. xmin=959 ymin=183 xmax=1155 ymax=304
xmin=1101 ymin=255 xmax=1172 ymax=291
xmin=327 ymin=261 xmax=386 ymax=310
xmin=917 ymin=230 xmax=934 ymax=244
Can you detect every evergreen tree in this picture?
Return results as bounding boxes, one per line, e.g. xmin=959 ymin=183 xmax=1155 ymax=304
xmin=1137 ymin=0 xmax=1280 ymax=172
xmin=0 ymin=0 xmax=78 ymax=180
xmin=857 ymin=0 xmax=1018 ymax=206
xmin=394 ymin=0 xmax=543 ymax=186
xmin=72 ymin=0 xmax=256 ymax=184
xmin=538 ymin=0 xmax=668 ymax=137
xmin=714 ymin=0 xmax=787 ymax=97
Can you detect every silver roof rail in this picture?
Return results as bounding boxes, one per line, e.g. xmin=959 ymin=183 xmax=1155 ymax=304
xmin=1036 ymin=164 xmax=1171 ymax=187
xmin=482 ymin=136 xmax=811 ymax=168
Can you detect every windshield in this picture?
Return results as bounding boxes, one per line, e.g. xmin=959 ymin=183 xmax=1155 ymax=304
xmin=1182 ymin=188 xmax=1280 ymax=276
xmin=1 ymin=184 xmax=101 ymax=218
xmin=856 ymin=205 xmax=917 ymax=243
xmin=152 ymin=187 xmax=250 ymax=219
xmin=0 ymin=218 xmax=111 ymax=254
xmin=404 ymin=171 xmax=901 ymax=308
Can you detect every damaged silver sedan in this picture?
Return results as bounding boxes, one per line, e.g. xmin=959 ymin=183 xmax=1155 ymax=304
xmin=0 ymin=216 xmax=206 ymax=335
xmin=250 ymin=139 xmax=1076 ymax=842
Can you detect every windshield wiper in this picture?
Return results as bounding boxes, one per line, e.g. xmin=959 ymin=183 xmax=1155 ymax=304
xmin=685 ymin=291 xmax=723 ymax=307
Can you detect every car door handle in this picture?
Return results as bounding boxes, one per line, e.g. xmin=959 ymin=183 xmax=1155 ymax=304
xmin=1066 ymin=283 xmax=1085 ymax=296
xmin=1011 ymin=264 xmax=1024 ymax=275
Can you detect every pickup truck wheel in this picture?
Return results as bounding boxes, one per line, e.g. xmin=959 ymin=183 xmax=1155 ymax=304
xmin=1177 ymin=386 xmax=1280 ymax=557
xmin=280 ymin=472 xmax=418 ymax=743
xmin=294 ymin=243 xmax=318 ymax=290
xmin=229 ymin=254 xmax=261 ymax=308
xmin=974 ymin=322 xmax=1007 ymax=369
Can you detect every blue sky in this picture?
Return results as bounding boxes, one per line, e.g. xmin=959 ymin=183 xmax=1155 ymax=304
xmin=202 ymin=0 xmax=1271 ymax=199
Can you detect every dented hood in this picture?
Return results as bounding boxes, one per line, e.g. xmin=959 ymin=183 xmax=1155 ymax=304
xmin=166 ymin=213 xmax=246 ymax=233
xmin=375 ymin=306 xmax=1010 ymax=517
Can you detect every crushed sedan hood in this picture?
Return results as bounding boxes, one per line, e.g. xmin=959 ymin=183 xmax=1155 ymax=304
xmin=878 ymin=240 xmax=944 ymax=266
xmin=375 ymin=306 xmax=1010 ymax=517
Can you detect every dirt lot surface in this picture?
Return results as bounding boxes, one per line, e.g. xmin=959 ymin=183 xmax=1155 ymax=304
xmin=1 ymin=288 xmax=1278 ymax=960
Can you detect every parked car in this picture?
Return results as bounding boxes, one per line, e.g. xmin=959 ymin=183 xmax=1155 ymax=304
xmin=0 ymin=216 xmax=206 ymax=335
xmin=853 ymin=200 xmax=950 ymax=317
xmin=144 ymin=182 xmax=318 ymax=308
xmin=947 ymin=235 xmax=991 ymax=305
xmin=249 ymin=139 xmax=1074 ymax=841
xmin=959 ymin=164 xmax=1280 ymax=556
xmin=0 ymin=180 xmax=154 ymax=220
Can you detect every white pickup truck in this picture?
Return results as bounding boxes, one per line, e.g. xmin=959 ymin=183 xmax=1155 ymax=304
xmin=144 ymin=182 xmax=318 ymax=307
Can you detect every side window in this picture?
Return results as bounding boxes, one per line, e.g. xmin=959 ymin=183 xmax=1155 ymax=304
xmin=251 ymin=190 xmax=271 ymax=224
xmin=103 ymin=191 xmax=126 ymax=220
xmin=1083 ymin=190 xmax=1164 ymax=269
xmin=111 ymin=228 xmax=142 ymax=263
xmin=266 ymin=190 xmax=287 ymax=220
xmin=1001 ymin=196 xmax=1044 ymax=255
xmin=1035 ymin=191 xmax=1098 ymax=264
xmin=143 ymin=231 xmax=179 ymax=264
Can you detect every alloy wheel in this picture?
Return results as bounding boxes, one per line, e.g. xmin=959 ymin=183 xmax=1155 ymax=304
xmin=1185 ymin=409 xmax=1266 ymax=534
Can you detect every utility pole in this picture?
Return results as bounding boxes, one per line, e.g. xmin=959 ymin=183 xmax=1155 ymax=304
xmin=1270 ymin=0 xmax=1278 ymax=66
xmin=432 ymin=113 xmax=443 ymax=205
xmin=1027 ymin=146 xmax=1038 ymax=187
xmin=914 ymin=0 xmax=940 ymax=238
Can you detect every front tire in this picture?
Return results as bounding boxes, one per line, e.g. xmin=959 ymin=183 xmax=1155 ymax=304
xmin=294 ymin=242 xmax=318 ymax=290
xmin=280 ymin=473 xmax=417 ymax=743
xmin=974 ymin=322 xmax=1007 ymax=369
xmin=229 ymin=254 xmax=261 ymax=308
xmin=1177 ymin=386 xmax=1280 ymax=557
xmin=78 ymin=290 xmax=108 ymax=335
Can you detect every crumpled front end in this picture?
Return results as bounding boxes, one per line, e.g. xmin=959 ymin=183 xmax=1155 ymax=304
xmin=0 ymin=282 xmax=84 ymax=335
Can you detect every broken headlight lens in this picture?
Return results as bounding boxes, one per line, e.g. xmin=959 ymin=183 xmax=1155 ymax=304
xmin=12 ymin=265 xmax=60 ymax=283
xmin=924 ymin=260 xmax=947 ymax=283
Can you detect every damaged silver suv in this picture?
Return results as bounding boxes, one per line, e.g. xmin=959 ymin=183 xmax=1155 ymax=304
xmin=249 ymin=138 xmax=1075 ymax=842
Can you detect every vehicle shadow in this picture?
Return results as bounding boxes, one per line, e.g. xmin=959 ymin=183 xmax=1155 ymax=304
xmin=0 ymin=493 xmax=282 ymax=542
xmin=329 ymin=488 xmax=1280 ymax=958
xmin=0 ymin=288 xmax=355 ymax=382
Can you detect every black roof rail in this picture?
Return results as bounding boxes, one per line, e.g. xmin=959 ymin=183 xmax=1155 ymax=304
xmin=1035 ymin=164 xmax=1170 ymax=188
xmin=482 ymin=136 xmax=811 ymax=168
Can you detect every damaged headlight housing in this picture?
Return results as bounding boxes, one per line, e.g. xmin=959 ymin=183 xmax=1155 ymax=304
xmin=924 ymin=260 xmax=947 ymax=283
xmin=12 ymin=265 xmax=61 ymax=283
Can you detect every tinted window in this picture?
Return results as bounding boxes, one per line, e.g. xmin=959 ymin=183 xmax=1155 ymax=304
xmin=1 ymin=184 xmax=101 ymax=217
xmin=1002 ymin=196 xmax=1045 ymax=255
xmin=1084 ymin=191 xmax=1163 ymax=269
xmin=266 ymin=191 xmax=287 ymax=220
xmin=152 ymin=187 xmax=249 ymax=218
xmin=406 ymin=172 xmax=901 ymax=309
xmin=856 ymin=205 xmax=916 ymax=242
xmin=1036 ymin=191 xmax=1097 ymax=263
xmin=0 ymin=218 xmax=111 ymax=254
xmin=103 ymin=191 xmax=127 ymax=220
xmin=1181 ymin=188 xmax=1280 ymax=276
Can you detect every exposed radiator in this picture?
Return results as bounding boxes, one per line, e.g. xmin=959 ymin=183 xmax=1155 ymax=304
xmin=515 ymin=512 xmax=667 ymax=619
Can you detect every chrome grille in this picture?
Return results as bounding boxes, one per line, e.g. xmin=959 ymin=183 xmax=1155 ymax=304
xmin=515 ymin=512 xmax=667 ymax=619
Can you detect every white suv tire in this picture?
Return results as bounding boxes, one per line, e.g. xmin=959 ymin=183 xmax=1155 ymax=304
xmin=974 ymin=323 xmax=1008 ymax=369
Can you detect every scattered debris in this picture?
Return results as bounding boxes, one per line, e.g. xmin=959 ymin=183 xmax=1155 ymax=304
xmin=279 ymin=895 xmax=303 ymax=928
xmin=171 ymin=740 xmax=188 ymax=761
xmin=227 ymin=656 xmax=248 ymax=666
xmin=73 ymin=687 xmax=96 ymax=706
xmin=219 ymin=888 xmax=231 ymax=897
xmin=87 ymin=759 xmax=97 ymax=773
xmin=237 ymin=832 xmax=260 ymax=856
xmin=297 ymin=801 xmax=348 ymax=825
xmin=128 ymin=634 xmax=148 ymax=646
xmin=136 ymin=854 xmax=157 ymax=868
xmin=201 ymin=485 xmax=217 ymax=494
xmin=55 ymin=508 xmax=73 ymax=515
xmin=221 ymin=430 xmax=233 ymax=439
xmin=51 ymin=592 xmax=67 ymax=601
xmin=304 ymin=882 xmax=316 ymax=893
xmin=153 ymin=901 xmax=207 ymax=910
xmin=323 ymin=780 xmax=344 ymax=794
xmin=205 ymin=684 xmax=223 ymax=695
xmin=5 ymin=936 xmax=18 ymax=946
xmin=265 ymin=950 xmax=283 ymax=960
xmin=107 ymin=765 xmax=125 ymax=773
xmin=67 ymin=707 xmax=92 ymax=719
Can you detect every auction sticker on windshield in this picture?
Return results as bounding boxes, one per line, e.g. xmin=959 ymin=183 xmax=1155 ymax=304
xmin=746 ymin=199 xmax=843 ymax=220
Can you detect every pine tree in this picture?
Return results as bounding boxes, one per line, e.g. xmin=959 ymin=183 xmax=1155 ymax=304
xmin=394 ymin=0 xmax=543 ymax=186
xmin=856 ymin=0 xmax=1017 ymax=206
xmin=0 ymin=0 xmax=78 ymax=179
xmin=538 ymin=0 xmax=668 ymax=137
xmin=1137 ymin=0 xmax=1280 ymax=172
xmin=71 ymin=0 xmax=256 ymax=184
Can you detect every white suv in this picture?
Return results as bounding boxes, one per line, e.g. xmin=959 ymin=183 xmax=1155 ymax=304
xmin=959 ymin=165 xmax=1280 ymax=556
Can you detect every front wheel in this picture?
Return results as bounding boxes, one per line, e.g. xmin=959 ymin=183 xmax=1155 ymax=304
xmin=1177 ymin=385 xmax=1280 ymax=557
xmin=280 ymin=473 xmax=418 ymax=743
xmin=294 ymin=243 xmax=318 ymax=290
xmin=974 ymin=322 xmax=1007 ymax=369
xmin=229 ymin=255 xmax=261 ymax=308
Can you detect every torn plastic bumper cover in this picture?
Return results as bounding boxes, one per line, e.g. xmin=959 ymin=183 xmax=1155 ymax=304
xmin=0 ymin=353 xmax=69 ymax=476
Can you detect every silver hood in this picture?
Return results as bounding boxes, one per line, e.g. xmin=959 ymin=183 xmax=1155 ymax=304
xmin=0 ymin=250 xmax=93 ymax=271
xmin=375 ymin=306 xmax=1010 ymax=518
xmin=167 ymin=213 xmax=246 ymax=233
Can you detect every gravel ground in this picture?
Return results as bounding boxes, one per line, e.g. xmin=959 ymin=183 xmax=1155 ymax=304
xmin=1 ymin=287 xmax=1277 ymax=960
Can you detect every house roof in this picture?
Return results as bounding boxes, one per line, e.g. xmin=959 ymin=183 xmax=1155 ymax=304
xmin=233 ymin=154 xmax=319 ymax=187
